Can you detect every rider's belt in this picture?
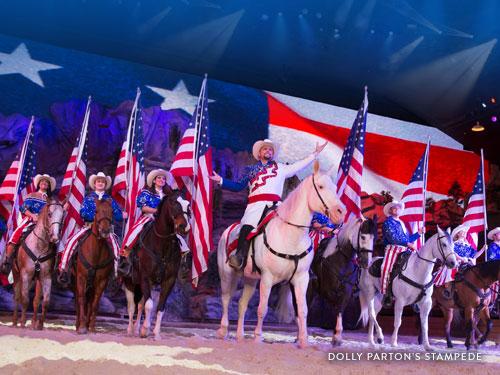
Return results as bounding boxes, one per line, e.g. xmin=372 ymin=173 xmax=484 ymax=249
xmin=248 ymin=194 xmax=281 ymax=204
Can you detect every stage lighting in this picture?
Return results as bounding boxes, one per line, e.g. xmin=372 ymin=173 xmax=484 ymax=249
xmin=491 ymin=116 xmax=497 ymax=123
xmin=481 ymin=102 xmax=487 ymax=108
xmin=471 ymin=121 xmax=485 ymax=132
xmin=491 ymin=97 xmax=496 ymax=104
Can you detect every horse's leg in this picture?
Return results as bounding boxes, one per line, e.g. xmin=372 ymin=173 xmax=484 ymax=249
xmin=37 ymin=273 xmax=52 ymax=331
xmin=332 ymin=311 xmax=343 ymax=347
xmin=373 ymin=295 xmax=384 ymax=344
xmin=134 ymin=297 xmax=144 ymax=336
xmin=418 ymin=297 xmax=433 ymax=351
xmin=31 ymin=279 xmax=41 ymax=329
xmin=76 ymin=273 xmax=88 ymax=334
xmin=124 ymin=286 xmax=136 ymax=336
xmin=140 ymin=279 xmax=152 ymax=338
xmin=88 ymin=272 xmax=108 ymax=333
xmin=153 ymin=275 xmax=177 ymax=341
xmin=464 ymin=307 xmax=474 ymax=350
xmin=254 ymin=274 xmax=273 ymax=343
xmin=12 ymin=279 xmax=20 ymax=327
xmin=441 ymin=306 xmax=454 ymax=348
xmin=390 ymin=298 xmax=404 ymax=347
xmin=217 ymin=269 xmax=238 ymax=340
xmin=292 ymin=273 xmax=310 ymax=348
xmin=19 ymin=269 xmax=32 ymax=328
xmin=236 ymin=278 xmax=257 ymax=342
xmin=477 ymin=307 xmax=492 ymax=346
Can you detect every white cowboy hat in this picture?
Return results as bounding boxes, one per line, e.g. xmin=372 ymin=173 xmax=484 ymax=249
xmin=383 ymin=200 xmax=405 ymax=217
xmin=487 ymin=227 xmax=500 ymax=240
xmin=147 ymin=169 xmax=171 ymax=188
xmin=252 ymin=139 xmax=279 ymax=160
xmin=89 ymin=172 xmax=112 ymax=191
xmin=451 ymin=224 xmax=470 ymax=240
xmin=33 ymin=174 xmax=56 ymax=192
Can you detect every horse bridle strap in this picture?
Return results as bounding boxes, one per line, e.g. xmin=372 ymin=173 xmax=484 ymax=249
xmin=263 ymin=227 xmax=312 ymax=284
xmin=312 ymin=174 xmax=330 ymax=218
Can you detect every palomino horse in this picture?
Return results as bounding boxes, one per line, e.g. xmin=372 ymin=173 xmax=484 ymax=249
xmin=217 ymin=161 xmax=345 ymax=348
xmin=308 ymin=216 xmax=377 ymax=346
xmin=123 ymin=192 xmax=190 ymax=340
xmin=427 ymin=260 xmax=500 ymax=349
xmin=12 ymin=198 xmax=63 ymax=329
xmin=73 ymin=199 xmax=115 ymax=334
xmin=359 ymin=227 xmax=457 ymax=350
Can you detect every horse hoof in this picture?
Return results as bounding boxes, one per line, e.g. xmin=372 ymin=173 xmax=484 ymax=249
xmin=391 ymin=342 xmax=398 ymax=348
xmin=447 ymin=342 xmax=453 ymax=349
xmin=236 ymin=334 xmax=245 ymax=342
xmin=216 ymin=328 xmax=228 ymax=340
xmin=377 ymin=338 xmax=384 ymax=344
xmin=35 ymin=322 xmax=44 ymax=331
xmin=77 ymin=327 xmax=87 ymax=335
xmin=298 ymin=340 xmax=309 ymax=349
xmin=254 ymin=334 xmax=263 ymax=343
xmin=140 ymin=328 xmax=149 ymax=338
xmin=331 ymin=339 xmax=342 ymax=347
xmin=154 ymin=334 xmax=162 ymax=342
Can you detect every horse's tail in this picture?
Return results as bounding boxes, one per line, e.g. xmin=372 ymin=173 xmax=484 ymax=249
xmin=275 ymin=284 xmax=296 ymax=324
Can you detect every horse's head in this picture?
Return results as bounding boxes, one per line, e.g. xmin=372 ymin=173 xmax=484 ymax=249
xmin=356 ymin=216 xmax=377 ymax=268
xmin=308 ymin=161 xmax=345 ymax=224
xmin=434 ymin=226 xmax=457 ymax=269
xmin=159 ymin=193 xmax=189 ymax=236
xmin=176 ymin=196 xmax=191 ymax=234
xmin=94 ymin=199 xmax=113 ymax=239
xmin=43 ymin=199 xmax=64 ymax=243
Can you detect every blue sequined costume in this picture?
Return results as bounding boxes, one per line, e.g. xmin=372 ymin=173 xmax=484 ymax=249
xmin=382 ymin=216 xmax=420 ymax=247
xmin=487 ymin=242 xmax=500 ymax=261
xmin=221 ymin=161 xmax=277 ymax=192
xmin=136 ymin=189 xmax=162 ymax=209
xmin=311 ymin=212 xmax=336 ymax=230
xmin=453 ymin=241 xmax=475 ymax=259
xmin=80 ymin=192 xmax=123 ymax=223
xmin=20 ymin=196 xmax=47 ymax=215
xmin=0 ymin=218 xmax=6 ymax=236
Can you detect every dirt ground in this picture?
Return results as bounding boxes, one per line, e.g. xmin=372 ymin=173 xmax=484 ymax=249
xmin=0 ymin=314 xmax=498 ymax=375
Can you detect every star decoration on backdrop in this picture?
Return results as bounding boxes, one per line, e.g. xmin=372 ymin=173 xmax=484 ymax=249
xmin=146 ymin=80 xmax=214 ymax=114
xmin=0 ymin=43 xmax=62 ymax=87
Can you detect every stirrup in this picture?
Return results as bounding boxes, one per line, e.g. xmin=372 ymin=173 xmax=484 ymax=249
xmin=228 ymin=254 xmax=243 ymax=270
xmin=0 ymin=259 xmax=12 ymax=275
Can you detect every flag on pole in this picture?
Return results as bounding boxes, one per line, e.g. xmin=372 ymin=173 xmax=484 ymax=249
xmin=462 ymin=151 xmax=487 ymax=250
xmin=0 ymin=117 xmax=37 ymax=255
xmin=400 ymin=140 xmax=430 ymax=249
xmin=335 ymin=87 xmax=368 ymax=222
xmin=112 ymin=89 xmax=145 ymax=234
xmin=58 ymin=98 xmax=91 ymax=251
xmin=171 ymin=76 xmax=213 ymax=282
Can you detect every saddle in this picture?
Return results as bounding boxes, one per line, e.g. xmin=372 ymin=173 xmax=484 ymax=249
xmin=368 ymin=250 xmax=411 ymax=283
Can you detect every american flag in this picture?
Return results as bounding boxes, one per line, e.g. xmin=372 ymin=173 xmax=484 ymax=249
xmin=0 ymin=117 xmax=36 ymax=253
xmin=462 ymin=151 xmax=487 ymax=250
xmin=58 ymin=99 xmax=90 ymax=251
xmin=400 ymin=140 xmax=429 ymax=249
xmin=171 ymin=76 xmax=213 ymax=281
xmin=112 ymin=89 xmax=145 ymax=235
xmin=335 ymin=87 xmax=368 ymax=222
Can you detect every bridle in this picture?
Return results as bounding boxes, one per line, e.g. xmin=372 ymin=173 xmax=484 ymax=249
xmin=153 ymin=197 xmax=186 ymax=239
xmin=416 ymin=234 xmax=454 ymax=265
xmin=32 ymin=202 xmax=64 ymax=244
xmin=312 ymin=174 xmax=331 ymax=218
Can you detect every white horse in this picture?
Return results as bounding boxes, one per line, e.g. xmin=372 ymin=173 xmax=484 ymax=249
xmin=217 ymin=161 xmax=345 ymax=348
xmin=359 ymin=227 xmax=457 ymax=350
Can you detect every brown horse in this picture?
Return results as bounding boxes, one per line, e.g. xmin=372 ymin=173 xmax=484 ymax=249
xmin=73 ymin=199 xmax=115 ymax=334
xmin=425 ymin=260 xmax=500 ymax=349
xmin=123 ymin=191 xmax=189 ymax=340
xmin=12 ymin=198 xmax=64 ymax=329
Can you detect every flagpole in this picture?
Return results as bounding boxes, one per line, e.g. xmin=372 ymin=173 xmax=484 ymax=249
xmin=191 ymin=75 xmax=207 ymax=203
xmin=122 ymin=88 xmax=141 ymax=237
xmin=480 ymin=149 xmax=488 ymax=260
xmin=66 ymin=97 xmax=91 ymax=203
xmin=421 ymin=137 xmax=430 ymax=246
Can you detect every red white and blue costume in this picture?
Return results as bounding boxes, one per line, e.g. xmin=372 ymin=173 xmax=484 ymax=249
xmin=434 ymin=240 xmax=476 ymax=287
xmin=380 ymin=216 xmax=420 ymax=294
xmin=8 ymin=192 xmax=48 ymax=245
xmin=59 ymin=191 xmax=122 ymax=272
xmin=309 ymin=212 xmax=336 ymax=253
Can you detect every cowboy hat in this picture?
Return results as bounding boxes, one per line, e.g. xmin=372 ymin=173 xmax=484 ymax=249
xmin=89 ymin=172 xmax=112 ymax=191
xmin=252 ymin=139 xmax=279 ymax=160
xmin=33 ymin=174 xmax=56 ymax=192
xmin=147 ymin=169 xmax=171 ymax=188
xmin=383 ymin=200 xmax=405 ymax=217
xmin=487 ymin=227 xmax=500 ymax=240
xmin=451 ymin=224 xmax=470 ymax=240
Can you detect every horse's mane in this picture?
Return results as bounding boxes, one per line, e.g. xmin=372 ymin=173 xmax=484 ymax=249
xmin=276 ymin=175 xmax=310 ymax=219
xmin=337 ymin=217 xmax=358 ymax=247
xmin=472 ymin=260 xmax=500 ymax=280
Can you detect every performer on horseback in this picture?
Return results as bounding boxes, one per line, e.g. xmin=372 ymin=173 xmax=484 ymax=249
xmin=1 ymin=174 xmax=56 ymax=275
xmin=209 ymin=138 xmax=327 ymax=270
xmin=433 ymin=224 xmax=485 ymax=290
xmin=117 ymin=169 xmax=189 ymax=276
xmin=57 ymin=172 xmax=124 ymax=284
xmin=487 ymin=227 xmax=500 ymax=261
xmin=380 ymin=200 xmax=423 ymax=307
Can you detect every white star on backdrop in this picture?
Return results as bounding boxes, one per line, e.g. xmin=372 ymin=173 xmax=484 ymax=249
xmin=146 ymin=80 xmax=214 ymax=114
xmin=0 ymin=43 xmax=62 ymax=87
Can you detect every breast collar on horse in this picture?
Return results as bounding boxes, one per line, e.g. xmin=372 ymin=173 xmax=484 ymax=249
xmin=453 ymin=268 xmax=492 ymax=311
xmin=396 ymin=233 xmax=450 ymax=305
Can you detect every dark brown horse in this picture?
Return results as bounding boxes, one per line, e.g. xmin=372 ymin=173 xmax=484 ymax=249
xmin=12 ymin=199 xmax=64 ymax=329
xmin=307 ymin=217 xmax=377 ymax=346
xmin=426 ymin=260 xmax=500 ymax=349
xmin=123 ymin=191 xmax=189 ymax=340
xmin=73 ymin=199 xmax=115 ymax=334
